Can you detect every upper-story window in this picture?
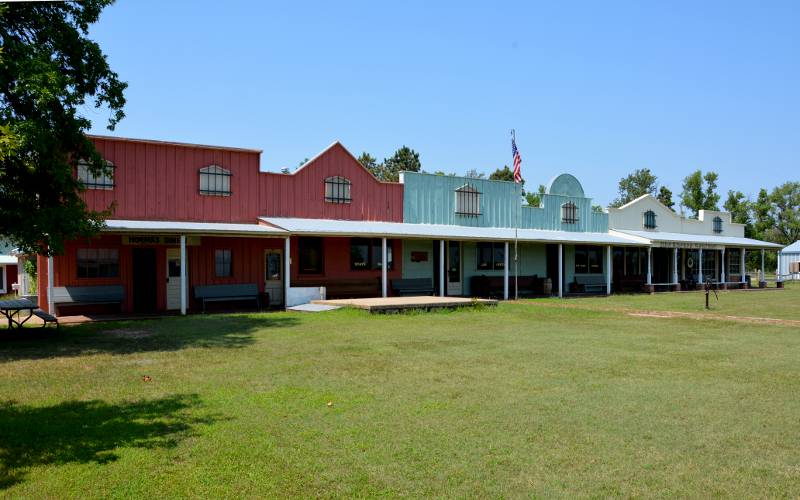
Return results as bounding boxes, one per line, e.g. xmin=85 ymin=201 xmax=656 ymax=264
xmin=199 ymin=165 xmax=231 ymax=196
xmin=713 ymin=216 xmax=723 ymax=233
xmin=643 ymin=210 xmax=657 ymax=229
xmin=455 ymin=184 xmax=481 ymax=216
xmin=324 ymin=176 xmax=351 ymax=204
xmin=561 ymin=202 xmax=578 ymax=224
xmin=77 ymin=161 xmax=115 ymax=190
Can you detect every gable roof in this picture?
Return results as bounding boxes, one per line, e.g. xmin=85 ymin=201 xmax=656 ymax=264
xmin=782 ymin=240 xmax=800 ymax=253
xmin=289 ymin=141 xmax=396 ymax=184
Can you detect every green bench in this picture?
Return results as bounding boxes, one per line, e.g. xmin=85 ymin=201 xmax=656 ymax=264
xmin=391 ymin=278 xmax=434 ymax=296
xmin=574 ymin=275 xmax=607 ymax=294
xmin=51 ymin=285 xmax=124 ymax=313
xmin=33 ymin=309 xmax=59 ymax=330
xmin=193 ymin=284 xmax=260 ymax=313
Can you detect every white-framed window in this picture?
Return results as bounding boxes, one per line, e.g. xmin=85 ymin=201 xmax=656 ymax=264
xmin=455 ymin=184 xmax=481 ymax=216
xmin=643 ymin=210 xmax=657 ymax=229
xmin=324 ymin=176 xmax=351 ymax=203
xmin=561 ymin=202 xmax=578 ymax=224
xmin=713 ymin=216 xmax=723 ymax=233
xmin=77 ymin=248 xmax=119 ymax=278
xmin=200 ymin=165 xmax=232 ymax=196
xmin=77 ymin=161 xmax=115 ymax=190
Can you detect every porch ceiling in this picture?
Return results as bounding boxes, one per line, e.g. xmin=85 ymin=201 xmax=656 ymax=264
xmin=259 ymin=217 xmax=645 ymax=245
xmin=611 ymin=229 xmax=783 ymax=249
xmin=102 ymin=219 xmax=288 ymax=236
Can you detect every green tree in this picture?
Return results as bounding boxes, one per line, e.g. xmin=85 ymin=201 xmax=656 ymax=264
xmin=489 ymin=166 xmax=515 ymax=182
xmin=0 ymin=1 xmax=126 ymax=255
xmin=680 ymin=170 xmax=720 ymax=217
xmin=297 ymin=157 xmax=309 ymax=168
xmin=357 ymin=152 xmax=379 ymax=178
xmin=723 ymin=190 xmax=752 ymax=236
xmin=376 ymin=146 xmax=421 ymax=182
xmin=657 ymin=186 xmax=675 ymax=210
xmin=769 ymin=181 xmax=800 ymax=245
xmin=752 ymin=188 xmax=775 ymax=240
xmin=524 ymin=184 xmax=546 ymax=207
xmin=610 ymin=168 xmax=658 ymax=207
xmin=464 ymin=168 xmax=485 ymax=179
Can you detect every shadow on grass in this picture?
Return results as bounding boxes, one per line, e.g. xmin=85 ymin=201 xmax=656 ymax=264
xmin=0 ymin=314 xmax=299 ymax=361
xmin=0 ymin=393 xmax=217 ymax=490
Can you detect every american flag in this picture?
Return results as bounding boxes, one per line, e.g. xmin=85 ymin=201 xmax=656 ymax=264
xmin=511 ymin=133 xmax=522 ymax=183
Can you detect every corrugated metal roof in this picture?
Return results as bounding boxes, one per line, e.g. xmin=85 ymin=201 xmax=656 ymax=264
xmin=612 ymin=229 xmax=783 ymax=249
xmin=103 ymin=219 xmax=287 ymax=235
xmin=260 ymin=217 xmax=645 ymax=245
xmin=781 ymin=240 xmax=800 ymax=253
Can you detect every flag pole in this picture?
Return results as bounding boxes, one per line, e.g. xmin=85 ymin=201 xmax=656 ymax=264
xmin=512 ymin=129 xmax=519 ymax=301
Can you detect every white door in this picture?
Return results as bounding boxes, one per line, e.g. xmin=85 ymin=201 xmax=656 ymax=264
xmin=446 ymin=241 xmax=462 ymax=296
xmin=264 ymin=249 xmax=283 ymax=306
xmin=166 ymin=248 xmax=181 ymax=310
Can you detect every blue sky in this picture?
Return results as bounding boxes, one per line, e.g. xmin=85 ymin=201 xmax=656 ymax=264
xmin=87 ymin=0 xmax=799 ymax=207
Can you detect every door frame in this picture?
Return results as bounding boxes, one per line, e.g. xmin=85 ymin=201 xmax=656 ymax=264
xmin=131 ymin=247 xmax=158 ymax=313
xmin=264 ymin=248 xmax=284 ymax=306
xmin=446 ymin=241 xmax=462 ymax=296
xmin=165 ymin=247 xmax=182 ymax=310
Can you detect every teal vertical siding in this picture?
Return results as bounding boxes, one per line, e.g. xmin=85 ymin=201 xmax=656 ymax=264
xmin=402 ymin=172 xmax=608 ymax=233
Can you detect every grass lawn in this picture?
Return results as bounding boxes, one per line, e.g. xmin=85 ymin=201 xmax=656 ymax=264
xmin=1 ymin=287 xmax=799 ymax=497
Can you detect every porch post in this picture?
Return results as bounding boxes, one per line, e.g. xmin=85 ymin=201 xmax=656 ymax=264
xmin=439 ymin=240 xmax=445 ymax=297
xmin=741 ymin=247 xmax=746 ymax=284
xmin=672 ymin=247 xmax=679 ymax=285
xmin=47 ymin=255 xmax=54 ymax=315
xmin=284 ymin=237 xmax=291 ymax=307
xmin=720 ymin=247 xmax=726 ymax=284
xmin=606 ymin=246 xmax=611 ymax=295
xmin=760 ymin=248 xmax=765 ymax=283
xmin=646 ymin=247 xmax=652 ymax=285
xmin=776 ymin=250 xmax=782 ymax=282
xmin=557 ymin=243 xmax=563 ymax=298
xmin=180 ymin=234 xmax=187 ymax=315
xmin=681 ymin=249 xmax=685 ymax=280
xmin=503 ymin=241 xmax=509 ymax=300
xmin=698 ymin=248 xmax=703 ymax=284
xmin=381 ymin=237 xmax=388 ymax=298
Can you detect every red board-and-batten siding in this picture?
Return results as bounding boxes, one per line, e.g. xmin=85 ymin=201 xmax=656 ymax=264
xmin=84 ymin=137 xmax=403 ymax=222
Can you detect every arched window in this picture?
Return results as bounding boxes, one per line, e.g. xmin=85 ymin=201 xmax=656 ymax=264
xmin=199 ymin=165 xmax=231 ymax=196
xmin=324 ymin=176 xmax=351 ymax=203
xmin=561 ymin=202 xmax=578 ymax=224
xmin=713 ymin=216 xmax=723 ymax=233
xmin=455 ymin=184 xmax=481 ymax=216
xmin=77 ymin=160 xmax=115 ymax=190
xmin=643 ymin=210 xmax=657 ymax=229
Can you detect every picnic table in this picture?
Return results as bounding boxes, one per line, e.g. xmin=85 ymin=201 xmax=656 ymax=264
xmin=0 ymin=298 xmax=36 ymax=329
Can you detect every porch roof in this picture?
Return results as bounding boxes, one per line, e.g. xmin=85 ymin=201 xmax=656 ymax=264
xmin=103 ymin=219 xmax=287 ymax=236
xmin=0 ymin=255 xmax=17 ymax=264
xmin=611 ymin=229 xmax=783 ymax=249
xmin=259 ymin=217 xmax=645 ymax=245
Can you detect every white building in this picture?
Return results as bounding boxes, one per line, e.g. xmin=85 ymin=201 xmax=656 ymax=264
xmin=778 ymin=241 xmax=800 ymax=280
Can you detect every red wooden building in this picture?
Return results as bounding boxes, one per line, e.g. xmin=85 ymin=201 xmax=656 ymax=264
xmin=38 ymin=136 xmax=404 ymax=315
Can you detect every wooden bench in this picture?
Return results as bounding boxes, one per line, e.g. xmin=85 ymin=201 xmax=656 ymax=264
xmin=33 ymin=309 xmax=58 ymax=330
xmin=574 ymin=275 xmax=607 ymax=294
xmin=470 ymin=275 xmax=549 ymax=298
xmin=193 ymin=283 xmax=260 ymax=313
xmin=293 ymin=278 xmax=380 ymax=299
xmin=391 ymin=278 xmax=434 ymax=296
xmin=51 ymin=285 xmax=124 ymax=314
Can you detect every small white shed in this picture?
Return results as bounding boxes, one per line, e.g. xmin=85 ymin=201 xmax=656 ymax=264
xmin=778 ymin=241 xmax=800 ymax=280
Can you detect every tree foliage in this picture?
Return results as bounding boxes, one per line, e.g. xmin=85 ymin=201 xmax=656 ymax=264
xmin=0 ymin=1 xmax=126 ymax=255
xmin=723 ymin=190 xmax=752 ymax=234
xmin=464 ymin=168 xmax=484 ymax=179
xmin=489 ymin=166 xmax=516 ymax=183
xmin=525 ymin=184 xmax=546 ymax=207
xmin=657 ymin=186 xmax=674 ymax=209
xmin=680 ymin=170 xmax=720 ymax=217
xmin=375 ymin=146 xmax=421 ymax=182
xmin=610 ymin=168 xmax=658 ymax=207
xmin=356 ymin=152 xmax=377 ymax=174
xmin=768 ymin=181 xmax=800 ymax=245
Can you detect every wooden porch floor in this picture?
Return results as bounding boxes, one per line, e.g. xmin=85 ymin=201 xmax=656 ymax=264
xmin=312 ymin=296 xmax=497 ymax=313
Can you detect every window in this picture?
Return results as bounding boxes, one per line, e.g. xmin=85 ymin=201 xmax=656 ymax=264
xmin=561 ymin=202 xmax=578 ymax=224
xmin=713 ymin=216 xmax=723 ymax=233
xmin=77 ymin=161 xmax=114 ymax=190
xmin=455 ymin=184 xmax=481 ymax=216
xmin=575 ymin=245 xmax=603 ymax=274
xmin=350 ymin=238 xmax=394 ymax=271
xmin=199 ymin=165 xmax=231 ymax=196
xmin=215 ymin=249 xmax=232 ymax=277
xmin=298 ymin=237 xmax=324 ymax=274
xmin=77 ymin=248 xmax=119 ymax=278
xmin=624 ymin=247 xmax=646 ymax=276
xmin=476 ymin=242 xmax=505 ymax=270
xmin=728 ymin=249 xmax=741 ymax=274
xmin=643 ymin=210 xmax=657 ymax=229
xmin=324 ymin=176 xmax=351 ymax=203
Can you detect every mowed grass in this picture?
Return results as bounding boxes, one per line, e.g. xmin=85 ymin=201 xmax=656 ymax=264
xmin=0 ymin=289 xmax=799 ymax=497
